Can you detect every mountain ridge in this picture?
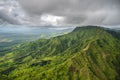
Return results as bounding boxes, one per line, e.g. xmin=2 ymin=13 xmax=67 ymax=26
xmin=0 ymin=26 xmax=120 ymax=80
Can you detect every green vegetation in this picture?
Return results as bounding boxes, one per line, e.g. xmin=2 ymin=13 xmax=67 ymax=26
xmin=0 ymin=26 xmax=120 ymax=80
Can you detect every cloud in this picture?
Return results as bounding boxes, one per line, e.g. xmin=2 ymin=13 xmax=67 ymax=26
xmin=40 ymin=14 xmax=65 ymax=25
xmin=0 ymin=0 xmax=21 ymax=24
xmin=0 ymin=10 xmax=20 ymax=24
xmin=18 ymin=0 xmax=120 ymax=26
xmin=0 ymin=0 xmax=120 ymax=26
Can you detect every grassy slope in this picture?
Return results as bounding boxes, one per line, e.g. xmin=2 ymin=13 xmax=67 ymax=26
xmin=0 ymin=26 xmax=120 ymax=80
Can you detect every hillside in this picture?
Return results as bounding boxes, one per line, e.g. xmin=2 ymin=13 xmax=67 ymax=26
xmin=0 ymin=26 xmax=120 ymax=80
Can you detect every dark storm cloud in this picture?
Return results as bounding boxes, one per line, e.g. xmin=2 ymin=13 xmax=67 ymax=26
xmin=18 ymin=0 xmax=120 ymax=25
xmin=0 ymin=10 xmax=20 ymax=25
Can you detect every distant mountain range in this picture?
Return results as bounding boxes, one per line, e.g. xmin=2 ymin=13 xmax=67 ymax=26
xmin=0 ymin=26 xmax=120 ymax=80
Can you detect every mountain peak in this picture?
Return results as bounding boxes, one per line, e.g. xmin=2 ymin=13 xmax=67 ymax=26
xmin=73 ymin=25 xmax=104 ymax=31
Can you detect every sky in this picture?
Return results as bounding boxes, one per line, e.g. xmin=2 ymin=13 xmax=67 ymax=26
xmin=0 ymin=0 xmax=120 ymax=26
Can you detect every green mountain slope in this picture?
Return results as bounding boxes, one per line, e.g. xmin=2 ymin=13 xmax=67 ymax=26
xmin=0 ymin=26 xmax=120 ymax=80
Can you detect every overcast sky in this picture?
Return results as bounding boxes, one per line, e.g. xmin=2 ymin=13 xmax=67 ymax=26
xmin=0 ymin=0 xmax=120 ymax=26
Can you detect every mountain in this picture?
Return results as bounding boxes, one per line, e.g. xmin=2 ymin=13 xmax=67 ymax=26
xmin=0 ymin=26 xmax=120 ymax=80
